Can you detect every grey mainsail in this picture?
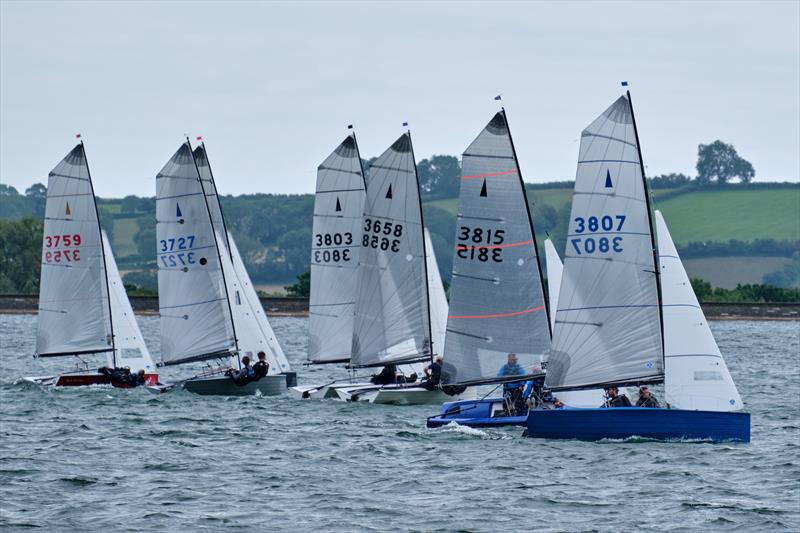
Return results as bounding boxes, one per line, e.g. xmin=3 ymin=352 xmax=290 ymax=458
xmin=442 ymin=111 xmax=550 ymax=386
xmin=308 ymin=134 xmax=367 ymax=363
xmin=350 ymin=132 xmax=432 ymax=368
xmin=36 ymin=143 xmax=114 ymax=359
xmin=156 ymin=142 xmax=236 ymax=365
xmin=546 ymin=94 xmax=663 ymax=391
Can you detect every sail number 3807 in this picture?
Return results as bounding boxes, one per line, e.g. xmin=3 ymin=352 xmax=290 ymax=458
xmin=570 ymin=215 xmax=626 ymax=255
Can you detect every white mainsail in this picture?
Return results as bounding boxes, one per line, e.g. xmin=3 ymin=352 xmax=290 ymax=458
xmin=155 ymin=142 xmax=236 ymax=365
xmin=350 ymin=133 xmax=432 ymax=368
xmin=308 ymin=134 xmax=367 ymax=363
xmin=546 ymin=95 xmax=664 ymax=391
xmin=102 ymin=231 xmax=155 ymax=372
xmin=424 ymin=228 xmax=447 ymax=355
xmin=36 ymin=143 xmax=114 ymax=360
xmin=657 ymin=211 xmax=743 ymax=411
xmin=443 ymin=111 xmax=550 ymax=386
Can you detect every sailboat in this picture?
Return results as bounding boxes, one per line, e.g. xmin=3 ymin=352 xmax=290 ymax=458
xmin=525 ymin=91 xmax=749 ymax=442
xmin=333 ymin=131 xmax=472 ymax=405
xmin=425 ymin=109 xmax=553 ymax=427
xmin=150 ymin=140 xmax=288 ymax=396
xmin=26 ymin=143 xmax=157 ymax=387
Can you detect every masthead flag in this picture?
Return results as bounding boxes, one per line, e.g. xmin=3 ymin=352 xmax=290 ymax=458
xmin=402 ymin=121 xmax=408 ymax=127
xmin=494 ymin=94 xmax=502 ymax=101
xmin=75 ymin=133 xmax=81 ymax=139
xmin=621 ymin=81 xmax=629 ymax=87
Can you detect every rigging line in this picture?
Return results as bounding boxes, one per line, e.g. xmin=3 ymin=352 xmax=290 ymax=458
xmin=156 ymin=191 xmax=204 ymax=201
xmin=48 ymin=172 xmax=90 ymax=181
xmin=455 ymin=239 xmax=533 ymax=250
xmin=449 ymin=305 xmax=545 ymax=320
xmin=461 ymin=169 xmax=518 ymax=180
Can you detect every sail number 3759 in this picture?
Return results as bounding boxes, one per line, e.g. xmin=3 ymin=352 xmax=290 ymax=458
xmin=571 ymin=215 xmax=626 ymax=255
xmin=43 ymin=233 xmax=82 ymax=263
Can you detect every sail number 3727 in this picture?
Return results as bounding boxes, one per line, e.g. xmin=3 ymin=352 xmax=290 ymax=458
xmin=159 ymin=235 xmax=198 ymax=267
xmin=571 ymin=215 xmax=625 ymax=255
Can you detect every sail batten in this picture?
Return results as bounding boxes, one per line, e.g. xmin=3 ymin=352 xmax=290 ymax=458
xmin=156 ymin=142 xmax=236 ymax=366
xmin=442 ymin=111 xmax=551 ymax=385
xmin=350 ymin=132 xmax=432 ymax=368
xmin=545 ymin=95 xmax=663 ymax=391
xmin=308 ymin=134 xmax=367 ymax=364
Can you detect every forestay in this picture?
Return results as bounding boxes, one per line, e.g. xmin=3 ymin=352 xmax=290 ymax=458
xmin=546 ymin=95 xmax=663 ymax=391
xmin=308 ymin=135 xmax=366 ymax=363
xmin=156 ymin=142 xmax=236 ymax=365
xmin=443 ymin=112 xmax=550 ymax=386
xmin=657 ymin=211 xmax=743 ymax=411
xmin=36 ymin=144 xmax=113 ymax=359
xmin=350 ymin=133 xmax=432 ymax=367
xmin=102 ymin=231 xmax=155 ymax=372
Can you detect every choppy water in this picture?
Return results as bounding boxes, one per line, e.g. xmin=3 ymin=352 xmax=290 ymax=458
xmin=1 ymin=315 xmax=798 ymax=532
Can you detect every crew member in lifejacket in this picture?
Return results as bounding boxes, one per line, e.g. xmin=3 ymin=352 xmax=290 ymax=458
xmin=371 ymin=364 xmax=398 ymax=385
xmin=498 ymin=353 xmax=528 ymax=415
xmin=603 ymin=386 xmax=632 ymax=407
xmin=226 ymin=356 xmax=254 ymax=386
xmin=252 ymin=351 xmax=269 ymax=382
xmin=98 ymin=366 xmax=146 ymax=388
xmin=420 ymin=356 xmax=443 ymax=391
xmin=635 ymin=386 xmax=660 ymax=408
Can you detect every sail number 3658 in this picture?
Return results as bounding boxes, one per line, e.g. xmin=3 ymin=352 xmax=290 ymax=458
xmin=571 ymin=215 xmax=625 ymax=255
xmin=362 ymin=219 xmax=402 ymax=252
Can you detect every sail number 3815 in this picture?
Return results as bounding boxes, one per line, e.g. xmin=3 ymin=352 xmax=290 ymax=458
xmin=456 ymin=226 xmax=504 ymax=263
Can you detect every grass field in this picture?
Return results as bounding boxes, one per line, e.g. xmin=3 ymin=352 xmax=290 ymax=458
xmin=111 ymin=217 xmax=139 ymax=257
xmin=427 ymin=186 xmax=800 ymax=246
xmin=683 ymin=256 xmax=792 ymax=289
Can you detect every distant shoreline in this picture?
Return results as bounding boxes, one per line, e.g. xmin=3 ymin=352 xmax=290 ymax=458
xmin=0 ymin=295 xmax=797 ymax=321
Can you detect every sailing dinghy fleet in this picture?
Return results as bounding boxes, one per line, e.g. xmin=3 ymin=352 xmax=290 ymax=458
xmin=24 ymin=87 xmax=749 ymax=442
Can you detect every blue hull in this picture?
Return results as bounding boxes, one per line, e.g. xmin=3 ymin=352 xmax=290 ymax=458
xmin=426 ymin=398 xmax=527 ymax=429
xmin=525 ymin=407 xmax=750 ymax=443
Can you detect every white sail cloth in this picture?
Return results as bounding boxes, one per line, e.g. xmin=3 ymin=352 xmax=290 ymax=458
xmin=443 ymin=112 xmax=550 ymax=385
xmin=546 ymin=96 xmax=663 ymax=390
xmin=36 ymin=144 xmax=113 ymax=358
xmin=308 ymin=135 xmax=367 ymax=363
xmin=156 ymin=142 xmax=236 ymax=365
xmin=424 ymin=228 xmax=447 ymax=356
xmin=657 ymin=211 xmax=743 ymax=411
xmin=102 ymin=231 xmax=155 ymax=372
xmin=350 ymin=133 xmax=431 ymax=367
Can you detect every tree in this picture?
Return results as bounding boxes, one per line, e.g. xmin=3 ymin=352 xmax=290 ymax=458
xmin=25 ymin=183 xmax=47 ymax=199
xmin=0 ymin=218 xmax=43 ymax=293
xmin=696 ymin=141 xmax=755 ymax=184
xmin=690 ymin=278 xmax=713 ymax=301
xmin=285 ymin=271 xmax=310 ymax=297
xmin=0 ymin=184 xmax=19 ymax=196
xmin=417 ymin=155 xmax=460 ymax=198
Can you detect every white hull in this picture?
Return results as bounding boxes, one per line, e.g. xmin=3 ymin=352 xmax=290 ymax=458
xmin=289 ymin=381 xmax=374 ymax=400
xmin=336 ymin=384 xmax=477 ymax=405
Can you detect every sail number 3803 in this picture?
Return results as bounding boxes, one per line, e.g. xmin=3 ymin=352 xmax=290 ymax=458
xmin=313 ymin=232 xmax=354 ymax=263
xmin=570 ymin=215 xmax=625 ymax=255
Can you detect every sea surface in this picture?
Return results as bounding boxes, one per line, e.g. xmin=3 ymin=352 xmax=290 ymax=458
xmin=1 ymin=315 xmax=798 ymax=532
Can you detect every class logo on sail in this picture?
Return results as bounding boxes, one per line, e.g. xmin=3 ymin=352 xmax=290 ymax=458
xmin=65 ymin=201 xmax=72 ymax=217
xmin=604 ymin=169 xmax=613 ymax=188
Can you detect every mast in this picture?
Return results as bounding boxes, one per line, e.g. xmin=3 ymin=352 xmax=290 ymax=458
xmin=407 ymin=129 xmax=434 ymax=362
xmin=83 ymin=141 xmax=117 ymax=368
xmin=200 ymin=142 xmax=234 ymax=261
xmin=502 ymin=107 xmax=552 ymax=339
xmin=626 ymin=89 xmax=665 ymax=367
xmin=187 ymin=138 xmax=240 ymax=361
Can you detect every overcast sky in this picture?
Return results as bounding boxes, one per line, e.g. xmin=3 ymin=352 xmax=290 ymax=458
xmin=1 ymin=1 xmax=798 ymax=198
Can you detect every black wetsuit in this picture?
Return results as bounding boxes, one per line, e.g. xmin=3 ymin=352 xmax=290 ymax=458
xmin=636 ymin=394 xmax=660 ymax=408
xmin=229 ymin=366 xmax=254 ymax=386
xmin=420 ymin=362 xmax=442 ymax=391
xmin=252 ymin=361 xmax=269 ymax=382
xmin=605 ymin=394 xmax=633 ymax=408
xmin=370 ymin=365 xmax=397 ymax=385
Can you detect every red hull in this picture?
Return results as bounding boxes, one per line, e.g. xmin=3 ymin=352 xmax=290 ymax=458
xmin=53 ymin=373 xmax=159 ymax=387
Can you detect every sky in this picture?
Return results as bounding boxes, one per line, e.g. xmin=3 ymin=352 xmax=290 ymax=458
xmin=1 ymin=1 xmax=798 ymax=198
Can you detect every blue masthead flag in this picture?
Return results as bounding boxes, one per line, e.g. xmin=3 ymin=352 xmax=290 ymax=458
xmin=402 ymin=121 xmax=408 ymax=127
xmin=621 ymin=81 xmax=629 ymax=87
xmin=494 ymin=94 xmax=502 ymax=101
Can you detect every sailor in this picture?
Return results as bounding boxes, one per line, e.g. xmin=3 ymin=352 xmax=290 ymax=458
xmin=252 ymin=351 xmax=269 ymax=382
xmin=131 ymin=369 xmax=146 ymax=387
xmin=227 ymin=356 xmax=254 ymax=386
xmin=497 ymin=353 xmax=528 ymax=415
xmin=420 ymin=356 xmax=443 ymax=391
xmin=370 ymin=364 xmax=398 ymax=385
xmin=635 ymin=386 xmax=661 ymax=408
xmin=603 ymin=386 xmax=632 ymax=407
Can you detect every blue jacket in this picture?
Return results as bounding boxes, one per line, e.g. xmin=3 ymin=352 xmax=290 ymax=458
xmin=498 ymin=363 xmax=526 ymax=390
